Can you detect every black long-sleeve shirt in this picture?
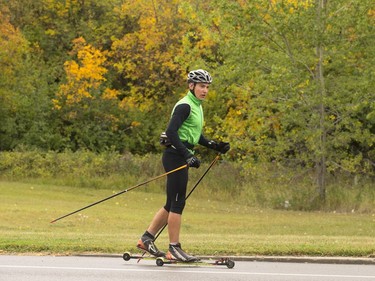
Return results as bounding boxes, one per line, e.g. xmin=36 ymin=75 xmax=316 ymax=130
xmin=165 ymin=103 xmax=210 ymax=159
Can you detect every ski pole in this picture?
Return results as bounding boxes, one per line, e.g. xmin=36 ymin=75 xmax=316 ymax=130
xmin=50 ymin=164 xmax=188 ymax=224
xmin=154 ymin=154 xmax=221 ymax=241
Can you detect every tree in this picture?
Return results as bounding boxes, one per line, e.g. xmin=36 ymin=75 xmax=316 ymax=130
xmin=0 ymin=7 xmax=53 ymax=150
xmin=52 ymin=37 xmax=135 ymax=152
xmin=108 ymin=0 xmax=222 ymax=151
xmin=208 ymin=0 xmax=374 ymax=203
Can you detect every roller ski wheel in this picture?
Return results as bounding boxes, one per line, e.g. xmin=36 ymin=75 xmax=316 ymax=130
xmin=156 ymin=257 xmax=164 ymax=266
xmin=122 ymin=252 xmax=131 ymax=261
xmin=226 ymin=259 xmax=235 ymax=269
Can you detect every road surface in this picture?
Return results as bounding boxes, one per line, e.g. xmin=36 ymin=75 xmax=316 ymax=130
xmin=0 ymin=255 xmax=374 ymax=281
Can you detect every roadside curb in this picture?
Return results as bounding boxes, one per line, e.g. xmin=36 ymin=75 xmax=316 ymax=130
xmin=230 ymin=256 xmax=375 ymax=265
xmin=76 ymin=253 xmax=375 ymax=265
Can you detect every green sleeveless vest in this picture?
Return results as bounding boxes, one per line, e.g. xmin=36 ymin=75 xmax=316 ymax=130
xmin=171 ymin=91 xmax=204 ymax=146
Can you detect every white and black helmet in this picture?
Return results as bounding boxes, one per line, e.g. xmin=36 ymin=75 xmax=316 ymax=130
xmin=187 ymin=69 xmax=213 ymax=84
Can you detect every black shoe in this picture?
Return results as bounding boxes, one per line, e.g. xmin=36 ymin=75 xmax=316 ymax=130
xmin=166 ymin=243 xmax=199 ymax=262
xmin=137 ymin=237 xmax=165 ymax=257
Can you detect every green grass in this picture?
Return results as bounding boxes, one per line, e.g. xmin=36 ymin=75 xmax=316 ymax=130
xmin=0 ymin=180 xmax=374 ymax=257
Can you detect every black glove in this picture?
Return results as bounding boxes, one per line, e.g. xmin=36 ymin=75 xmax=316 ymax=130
xmin=159 ymin=132 xmax=171 ymax=147
xmin=207 ymin=140 xmax=230 ymax=154
xmin=216 ymin=141 xmax=230 ymax=154
xmin=186 ymin=156 xmax=200 ymax=168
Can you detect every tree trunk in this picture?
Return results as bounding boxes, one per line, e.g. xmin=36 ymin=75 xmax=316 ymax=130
xmin=316 ymin=0 xmax=327 ymax=202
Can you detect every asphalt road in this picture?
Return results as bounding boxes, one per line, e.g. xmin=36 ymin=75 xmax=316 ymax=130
xmin=1 ymin=255 xmax=375 ymax=281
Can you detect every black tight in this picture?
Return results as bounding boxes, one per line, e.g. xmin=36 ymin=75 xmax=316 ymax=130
xmin=162 ymin=148 xmax=188 ymax=214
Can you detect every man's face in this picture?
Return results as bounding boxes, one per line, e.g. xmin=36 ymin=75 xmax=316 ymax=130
xmin=189 ymin=83 xmax=210 ymax=100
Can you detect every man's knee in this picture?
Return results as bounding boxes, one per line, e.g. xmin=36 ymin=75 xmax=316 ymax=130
xmin=170 ymin=200 xmax=186 ymax=214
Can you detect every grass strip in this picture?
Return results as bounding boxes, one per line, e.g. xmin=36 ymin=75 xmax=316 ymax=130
xmin=0 ymin=181 xmax=374 ymax=257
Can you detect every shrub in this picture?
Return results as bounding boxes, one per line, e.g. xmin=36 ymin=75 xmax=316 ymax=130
xmin=0 ymin=149 xmax=373 ymax=212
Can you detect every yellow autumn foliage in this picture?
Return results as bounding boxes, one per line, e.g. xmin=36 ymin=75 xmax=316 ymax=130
xmin=54 ymin=37 xmax=110 ymax=108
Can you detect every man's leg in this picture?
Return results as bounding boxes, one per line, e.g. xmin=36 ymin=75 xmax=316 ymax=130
xmin=137 ymin=208 xmax=168 ymax=257
xmin=166 ymin=208 xmax=198 ymax=262
xmin=168 ymin=211 xmax=181 ymax=243
xmin=147 ymin=207 xmax=169 ymax=236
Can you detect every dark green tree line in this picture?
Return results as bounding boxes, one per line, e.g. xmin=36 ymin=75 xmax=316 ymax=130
xmin=202 ymin=0 xmax=374 ymax=201
xmin=0 ymin=0 xmax=373 ymax=195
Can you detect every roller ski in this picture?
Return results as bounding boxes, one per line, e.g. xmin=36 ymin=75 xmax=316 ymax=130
xmin=123 ymin=243 xmax=235 ymax=268
xmin=155 ymin=254 xmax=235 ymax=268
xmin=123 ymin=252 xmax=235 ymax=268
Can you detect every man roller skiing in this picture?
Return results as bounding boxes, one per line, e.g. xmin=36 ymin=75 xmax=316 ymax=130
xmin=137 ymin=69 xmax=230 ymax=262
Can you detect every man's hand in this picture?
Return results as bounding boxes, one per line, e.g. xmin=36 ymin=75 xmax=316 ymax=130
xmin=186 ymin=156 xmax=201 ymax=168
xmin=207 ymin=140 xmax=230 ymax=154
xmin=216 ymin=141 xmax=230 ymax=154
